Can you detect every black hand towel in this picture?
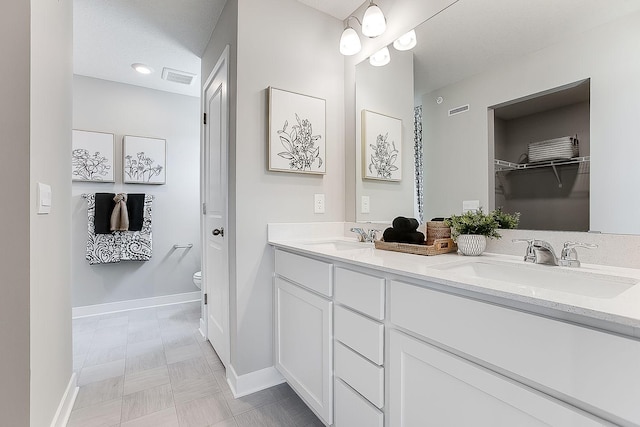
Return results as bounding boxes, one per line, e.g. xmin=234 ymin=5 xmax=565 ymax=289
xmin=392 ymin=216 xmax=419 ymax=232
xmin=126 ymin=194 xmax=146 ymax=231
xmin=95 ymin=193 xmax=116 ymax=234
xmin=383 ymin=227 xmax=425 ymax=244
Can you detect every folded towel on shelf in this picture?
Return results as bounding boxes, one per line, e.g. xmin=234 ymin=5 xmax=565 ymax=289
xmin=383 ymin=227 xmax=425 ymax=244
xmin=392 ymin=216 xmax=419 ymax=232
xmin=94 ymin=193 xmax=115 ymax=234
xmin=110 ymin=193 xmax=129 ymax=231
xmin=126 ymin=193 xmax=146 ymax=231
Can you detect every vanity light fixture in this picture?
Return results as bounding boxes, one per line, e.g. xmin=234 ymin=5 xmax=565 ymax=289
xmin=362 ymin=1 xmax=387 ymax=38
xmin=370 ymin=46 xmax=391 ymax=67
xmin=339 ymin=16 xmax=362 ymax=56
xmin=393 ymin=29 xmax=417 ymax=51
xmin=131 ymin=63 xmax=153 ymax=75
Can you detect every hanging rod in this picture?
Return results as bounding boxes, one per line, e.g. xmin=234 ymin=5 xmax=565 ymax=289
xmin=81 ymin=193 xmax=155 ymax=199
xmin=173 ymin=244 xmax=194 ymax=249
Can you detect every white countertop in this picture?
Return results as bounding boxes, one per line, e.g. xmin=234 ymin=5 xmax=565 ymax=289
xmin=269 ymin=236 xmax=640 ymax=338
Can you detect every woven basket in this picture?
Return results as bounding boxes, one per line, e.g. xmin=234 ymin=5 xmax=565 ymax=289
xmin=426 ymin=221 xmax=451 ymax=246
xmin=374 ymin=238 xmax=457 ymax=256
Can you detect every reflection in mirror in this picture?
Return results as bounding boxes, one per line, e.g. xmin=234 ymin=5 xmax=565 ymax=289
xmin=352 ymin=0 xmax=640 ymax=234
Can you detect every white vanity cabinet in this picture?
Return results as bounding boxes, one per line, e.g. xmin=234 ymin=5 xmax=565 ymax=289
xmin=333 ymin=267 xmax=385 ymax=427
xmin=274 ymin=250 xmax=333 ymax=425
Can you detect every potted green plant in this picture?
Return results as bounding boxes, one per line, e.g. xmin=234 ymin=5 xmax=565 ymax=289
xmin=445 ymin=208 xmax=500 ymax=256
xmin=493 ymin=207 xmax=520 ymax=230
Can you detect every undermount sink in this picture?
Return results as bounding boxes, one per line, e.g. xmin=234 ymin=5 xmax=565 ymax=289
xmin=301 ymin=240 xmax=372 ymax=252
xmin=433 ymin=259 xmax=637 ymax=299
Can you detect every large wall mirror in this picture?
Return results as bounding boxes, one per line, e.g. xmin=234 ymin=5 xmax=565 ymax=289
xmin=353 ymin=0 xmax=640 ymax=235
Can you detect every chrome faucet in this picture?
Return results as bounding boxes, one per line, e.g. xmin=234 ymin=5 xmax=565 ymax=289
xmin=513 ymin=239 xmax=597 ymax=267
xmin=350 ymin=227 xmax=379 ymax=243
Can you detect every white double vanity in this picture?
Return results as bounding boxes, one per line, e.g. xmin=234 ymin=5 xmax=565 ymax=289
xmin=269 ymin=223 xmax=640 ymax=427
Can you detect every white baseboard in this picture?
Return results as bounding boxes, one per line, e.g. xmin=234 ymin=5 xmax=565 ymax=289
xmin=72 ymin=292 xmax=201 ymax=318
xmin=227 ymin=365 xmax=285 ymax=398
xmin=50 ymin=372 xmax=78 ymax=427
xmin=199 ymin=318 xmax=206 ymax=338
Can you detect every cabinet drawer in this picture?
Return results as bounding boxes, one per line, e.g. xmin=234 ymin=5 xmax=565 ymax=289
xmin=335 ymin=267 xmax=385 ymax=320
xmin=334 ymin=379 xmax=383 ymax=427
xmin=275 ymin=250 xmax=332 ymax=297
xmin=335 ymin=341 xmax=384 ymax=408
xmin=390 ymin=280 xmax=640 ymax=426
xmin=335 ymin=305 xmax=384 ymax=365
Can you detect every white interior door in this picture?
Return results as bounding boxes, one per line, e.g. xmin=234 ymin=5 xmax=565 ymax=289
xmin=202 ymin=46 xmax=229 ymax=368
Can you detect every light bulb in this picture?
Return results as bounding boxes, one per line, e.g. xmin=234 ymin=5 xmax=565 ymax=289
xmin=339 ymin=27 xmax=362 ymax=56
xmin=362 ymin=3 xmax=386 ymax=38
xmin=369 ymin=46 xmax=390 ymax=67
xmin=393 ymin=29 xmax=417 ymax=51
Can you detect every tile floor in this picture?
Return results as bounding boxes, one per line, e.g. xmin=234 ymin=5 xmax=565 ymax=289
xmin=71 ymin=301 xmax=324 ymax=427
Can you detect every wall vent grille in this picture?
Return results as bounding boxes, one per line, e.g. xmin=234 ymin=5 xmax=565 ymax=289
xmin=161 ymin=67 xmax=196 ymax=85
xmin=448 ymin=104 xmax=470 ymax=116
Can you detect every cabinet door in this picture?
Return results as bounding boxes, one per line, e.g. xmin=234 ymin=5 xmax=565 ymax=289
xmin=389 ymin=330 xmax=606 ymax=427
xmin=275 ymin=277 xmax=332 ymax=425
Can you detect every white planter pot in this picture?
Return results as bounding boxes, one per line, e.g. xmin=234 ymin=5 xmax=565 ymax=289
xmin=456 ymin=234 xmax=486 ymax=256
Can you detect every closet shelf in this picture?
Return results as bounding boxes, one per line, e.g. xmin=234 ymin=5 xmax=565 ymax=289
xmin=494 ymin=156 xmax=590 ymax=172
xmin=494 ymin=156 xmax=590 ymax=188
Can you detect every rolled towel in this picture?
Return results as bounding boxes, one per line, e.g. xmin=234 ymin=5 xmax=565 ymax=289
xmin=392 ymin=216 xmax=419 ymax=232
xmin=383 ymin=227 xmax=425 ymax=244
xmin=110 ymin=193 xmax=129 ymax=231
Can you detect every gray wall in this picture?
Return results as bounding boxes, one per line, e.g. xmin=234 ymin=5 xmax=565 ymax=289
xmin=0 ymin=1 xmax=31 ymax=424
xmin=72 ymin=76 xmax=201 ymax=307
xmin=30 ymin=0 xmax=74 ymax=425
xmin=201 ymin=0 xmax=345 ymax=376
xmin=495 ymin=102 xmax=590 ymax=231
xmin=355 ymin=50 xmax=415 ymax=221
xmin=422 ymin=10 xmax=640 ymax=234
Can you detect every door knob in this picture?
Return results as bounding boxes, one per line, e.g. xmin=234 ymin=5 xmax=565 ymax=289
xmin=212 ymin=228 xmax=224 ymax=237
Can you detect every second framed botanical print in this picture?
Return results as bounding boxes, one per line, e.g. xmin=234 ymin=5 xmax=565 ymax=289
xmin=362 ymin=110 xmax=402 ymax=181
xmin=123 ymin=135 xmax=166 ymax=184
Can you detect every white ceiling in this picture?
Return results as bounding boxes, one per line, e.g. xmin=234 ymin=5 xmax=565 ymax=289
xmin=295 ymin=0 xmax=365 ymax=20
xmin=73 ymin=0 xmax=226 ymax=97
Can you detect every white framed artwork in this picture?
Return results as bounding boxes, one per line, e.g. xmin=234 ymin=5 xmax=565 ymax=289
xmin=123 ymin=135 xmax=166 ymax=184
xmin=72 ymin=130 xmax=115 ymax=182
xmin=362 ymin=109 xmax=402 ymax=181
xmin=268 ymin=87 xmax=326 ymax=174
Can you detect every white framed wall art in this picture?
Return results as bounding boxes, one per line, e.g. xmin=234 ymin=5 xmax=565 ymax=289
xmin=362 ymin=109 xmax=402 ymax=181
xmin=268 ymin=87 xmax=326 ymax=174
xmin=123 ymin=135 xmax=166 ymax=184
xmin=72 ymin=129 xmax=115 ymax=182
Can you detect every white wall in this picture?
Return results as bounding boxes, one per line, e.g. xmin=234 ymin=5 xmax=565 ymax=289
xmin=423 ymin=10 xmax=640 ymax=234
xmin=30 ymin=0 xmax=74 ymax=425
xmin=0 ymin=1 xmax=31 ymax=424
xmin=72 ymin=76 xmax=201 ymax=307
xmin=201 ymin=0 xmax=345 ymax=377
xmin=355 ymin=50 xmax=415 ymax=221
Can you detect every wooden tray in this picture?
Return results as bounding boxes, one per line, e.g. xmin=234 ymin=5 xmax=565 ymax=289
xmin=374 ymin=238 xmax=457 ymax=256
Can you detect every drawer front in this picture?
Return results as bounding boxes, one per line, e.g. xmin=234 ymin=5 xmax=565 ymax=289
xmin=390 ymin=280 xmax=640 ymax=426
xmin=274 ymin=249 xmax=332 ymax=297
xmin=334 ymin=379 xmax=383 ymax=427
xmin=334 ymin=267 xmax=385 ymax=320
xmin=335 ymin=305 xmax=384 ymax=365
xmin=335 ymin=341 xmax=384 ymax=408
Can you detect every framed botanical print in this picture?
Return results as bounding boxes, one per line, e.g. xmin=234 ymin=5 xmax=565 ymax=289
xmin=123 ymin=135 xmax=166 ymax=184
xmin=72 ymin=130 xmax=115 ymax=182
xmin=268 ymin=87 xmax=326 ymax=174
xmin=362 ymin=110 xmax=402 ymax=181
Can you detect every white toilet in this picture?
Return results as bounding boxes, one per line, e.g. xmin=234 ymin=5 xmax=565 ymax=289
xmin=193 ymin=271 xmax=202 ymax=290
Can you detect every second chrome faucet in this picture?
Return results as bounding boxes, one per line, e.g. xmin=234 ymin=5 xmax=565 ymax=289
xmin=513 ymin=239 xmax=597 ymax=267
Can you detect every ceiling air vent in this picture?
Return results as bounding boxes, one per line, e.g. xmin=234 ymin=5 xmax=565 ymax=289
xmin=161 ymin=67 xmax=196 ymax=85
xmin=448 ymin=104 xmax=470 ymax=116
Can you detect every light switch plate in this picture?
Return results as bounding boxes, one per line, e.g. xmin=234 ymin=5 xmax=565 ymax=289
xmin=314 ymin=193 xmax=325 ymax=214
xmin=462 ymin=200 xmax=480 ymax=213
xmin=37 ymin=182 xmax=52 ymax=214
xmin=361 ymin=196 xmax=370 ymax=214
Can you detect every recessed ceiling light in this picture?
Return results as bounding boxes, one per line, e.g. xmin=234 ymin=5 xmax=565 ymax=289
xmin=131 ymin=63 xmax=153 ymax=75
